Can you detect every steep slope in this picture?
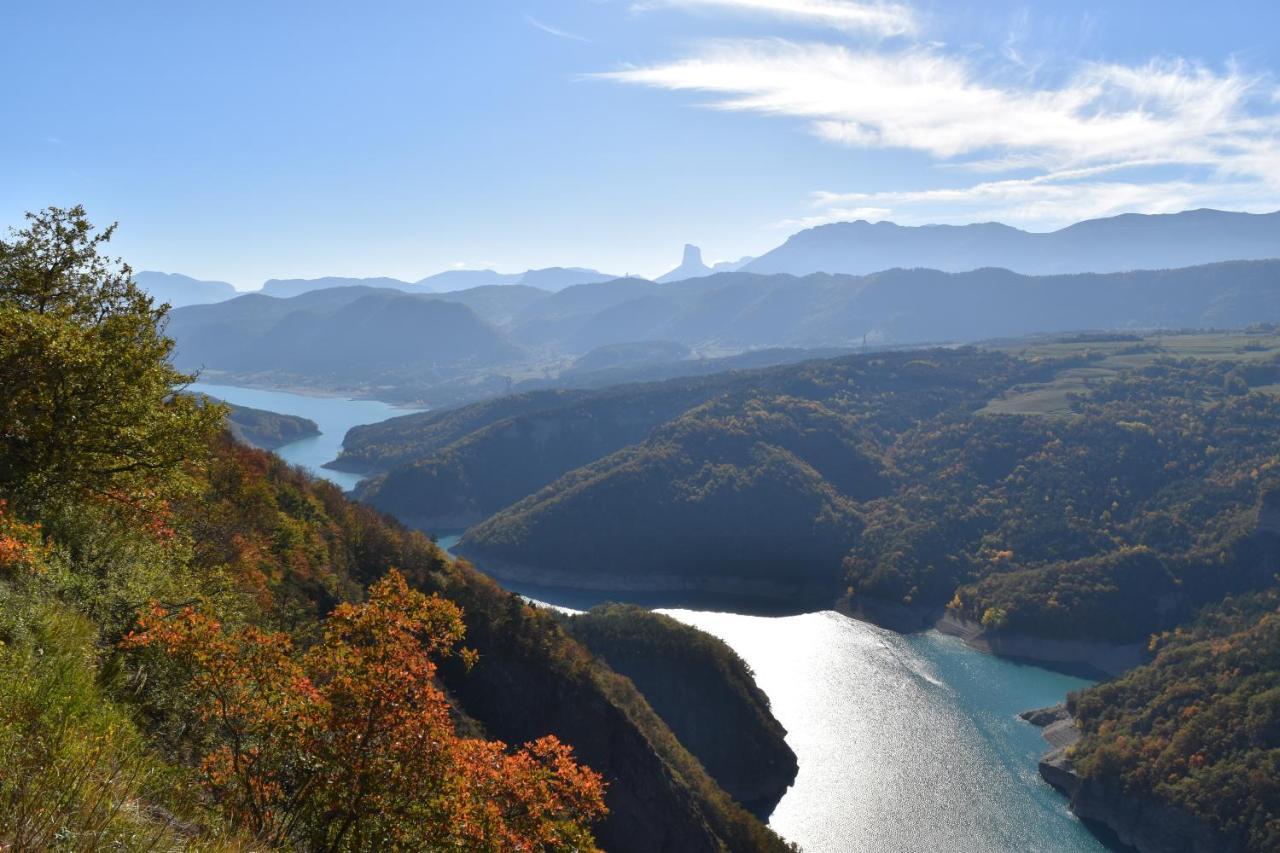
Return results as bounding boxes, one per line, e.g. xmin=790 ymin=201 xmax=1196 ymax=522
xmin=353 ymin=379 xmax=728 ymax=528
xmin=190 ymin=437 xmax=793 ymax=852
xmin=565 ymin=604 xmax=798 ymax=815
xmin=745 ymin=209 xmax=1280 ymax=276
xmin=133 ymin=270 xmax=238 ymax=307
xmin=1039 ymin=588 xmax=1280 ymax=853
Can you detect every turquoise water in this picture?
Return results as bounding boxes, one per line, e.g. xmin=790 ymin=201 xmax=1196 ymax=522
xmin=223 ymin=398 xmax=1110 ymax=852
xmin=189 ymin=382 xmax=420 ymax=490
xmin=662 ymin=609 xmax=1107 ymax=853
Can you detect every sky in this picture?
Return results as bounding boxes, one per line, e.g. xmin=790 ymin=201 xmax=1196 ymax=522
xmin=5 ymin=0 xmax=1280 ymax=288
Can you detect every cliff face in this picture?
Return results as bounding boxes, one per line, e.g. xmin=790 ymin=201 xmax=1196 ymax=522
xmin=565 ymin=605 xmax=798 ymax=815
xmin=425 ymin=565 xmax=791 ymax=853
xmin=443 ymin=651 xmax=724 ymax=852
xmin=1024 ymin=705 xmax=1243 ymax=853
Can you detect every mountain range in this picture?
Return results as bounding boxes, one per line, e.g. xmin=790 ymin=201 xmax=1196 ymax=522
xmin=745 ymin=208 xmax=1280 ymax=276
xmin=166 ymin=257 xmax=1280 ymax=405
xmin=148 ymin=208 xmax=1280 ymax=313
xmin=249 ymin=266 xmax=621 ymax=301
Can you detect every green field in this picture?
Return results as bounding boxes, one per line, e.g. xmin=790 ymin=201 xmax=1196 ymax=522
xmin=978 ymin=329 xmax=1280 ymax=416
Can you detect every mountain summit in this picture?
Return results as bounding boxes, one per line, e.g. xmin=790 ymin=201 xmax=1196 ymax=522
xmin=656 ymin=244 xmax=713 ymax=283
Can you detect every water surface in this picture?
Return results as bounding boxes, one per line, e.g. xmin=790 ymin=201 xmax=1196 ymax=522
xmin=189 ymin=381 xmax=420 ymax=490
xmin=662 ymin=609 xmax=1107 ymax=853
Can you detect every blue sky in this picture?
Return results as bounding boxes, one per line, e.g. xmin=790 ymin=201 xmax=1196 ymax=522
xmin=6 ymin=1 xmax=1280 ymax=288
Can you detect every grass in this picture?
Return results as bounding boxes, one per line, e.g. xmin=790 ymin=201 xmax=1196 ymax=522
xmin=978 ymin=330 xmax=1280 ymax=416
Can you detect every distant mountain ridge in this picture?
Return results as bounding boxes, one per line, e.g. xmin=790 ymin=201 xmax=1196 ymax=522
xmin=745 ymin=208 xmax=1280 ymax=276
xmin=167 ymin=286 xmax=522 ymax=388
xmin=260 ymin=276 xmax=421 ymax=298
xmin=504 ymin=260 xmax=1280 ymax=354
xmin=133 ymin=271 xmax=238 ymax=307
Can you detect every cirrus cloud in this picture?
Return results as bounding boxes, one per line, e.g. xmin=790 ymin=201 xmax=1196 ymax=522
xmin=596 ymin=23 xmax=1280 ymax=228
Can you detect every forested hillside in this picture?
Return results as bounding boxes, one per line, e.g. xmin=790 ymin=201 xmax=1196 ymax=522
xmin=455 ymin=351 xmax=1280 ymax=644
xmin=1065 ymin=589 xmax=1280 ymax=851
xmin=0 ymin=207 xmax=791 ymax=852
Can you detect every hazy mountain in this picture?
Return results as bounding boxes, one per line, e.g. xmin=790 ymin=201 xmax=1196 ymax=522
xmin=416 ymin=266 xmax=616 ymax=293
xmin=167 ymin=286 xmax=522 ymax=383
xmin=656 ymin=244 xmax=712 ymax=283
xmin=133 ymin=271 xmax=237 ymax=307
xmin=712 ymin=256 xmax=754 ymax=273
xmin=502 ymin=260 xmax=1280 ymax=353
xmin=259 ymin=276 xmax=418 ymax=298
xmin=567 ymin=341 xmax=691 ymax=374
xmin=517 ymin=266 xmax=616 ymax=291
xmin=745 ymin=209 xmax=1280 ymax=276
xmin=415 ymin=269 xmax=521 ymax=291
xmin=425 ymin=284 xmax=551 ymax=326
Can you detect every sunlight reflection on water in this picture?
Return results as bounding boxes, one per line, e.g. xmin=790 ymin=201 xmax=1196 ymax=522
xmin=659 ymin=609 xmax=1106 ymax=853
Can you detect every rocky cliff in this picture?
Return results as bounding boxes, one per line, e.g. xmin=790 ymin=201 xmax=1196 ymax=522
xmin=1025 ymin=705 xmax=1242 ymax=853
xmin=564 ymin=604 xmax=798 ymax=815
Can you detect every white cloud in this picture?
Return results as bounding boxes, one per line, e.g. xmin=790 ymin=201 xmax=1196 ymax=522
xmin=782 ymin=171 xmax=1279 ymax=231
xmin=632 ymin=0 xmax=916 ymax=37
xmin=599 ymin=38 xmax=1280 ymax=227
xmin=600 ymin=42 xmax=1277 ymax=170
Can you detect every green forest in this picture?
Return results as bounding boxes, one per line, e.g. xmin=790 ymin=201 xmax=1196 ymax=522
xmin=350 ymin=321 xmax=1280 ymax=849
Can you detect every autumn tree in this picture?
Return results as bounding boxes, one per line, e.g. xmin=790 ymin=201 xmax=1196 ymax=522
xmin=0 ymin=205 xmax=223 ymax=514
xmin=124 ymin=569 xmax=607 ymax=851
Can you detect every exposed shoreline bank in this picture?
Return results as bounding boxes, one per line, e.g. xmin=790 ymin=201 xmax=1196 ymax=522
xmin=450 ymin=544 xmax=1150 ymax=676
xmin=1023 ymin=705 xmax=1235 ymax=853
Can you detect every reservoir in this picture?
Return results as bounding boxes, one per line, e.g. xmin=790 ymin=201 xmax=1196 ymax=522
xmin=661 ymin=609 xmax=1108 ymax=853
xmin=211 ymin=390 xmax=1112 ymax=852
xmin=188 ymin=381 xmax=420 ymax=490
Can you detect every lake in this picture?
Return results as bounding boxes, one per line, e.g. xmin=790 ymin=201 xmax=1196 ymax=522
xmin=189 ymin=381 xmax=421 ymax=490
xmin=231 ymin=396 xmax=1111 ymax=852
xmin=662 ymin=609 xmax=1107 ymax=853
xmin=438 ymin=538 xmax=1110 ymax=851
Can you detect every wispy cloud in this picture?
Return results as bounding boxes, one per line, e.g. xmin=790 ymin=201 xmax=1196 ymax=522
xmin=632 ymin=0 xmax=916 ymax=37
xmin=598 ymin=35 xmax=1280 ymax=227
xmin=526 ymin=15 xmax=591 ymax=43
xmin=601 ymin=43 xmax=1274 ymax=168
xmin=782 ymin=172 xmax=1279 ymax=231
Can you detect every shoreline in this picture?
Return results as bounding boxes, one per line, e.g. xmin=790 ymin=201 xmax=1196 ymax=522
xmin=190 ymin=375 xmax=427 ymax=409
xmin=450 ymin=545 xmax=1148 ymax=676
xmin=1023 ymin=705 xmax=1232 ymax=853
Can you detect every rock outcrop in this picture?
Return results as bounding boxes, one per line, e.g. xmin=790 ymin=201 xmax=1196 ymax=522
xmin=656 ymin=244 xmax=713 ymax=283
xmin=1024 ymin=705 xmax=1242 ymax=853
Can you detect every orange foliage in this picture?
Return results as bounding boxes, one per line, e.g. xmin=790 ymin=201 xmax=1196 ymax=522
xmin=123 ymin=569 xmax=606 ymax=851
xmin=0 ymin=500 xmax=44 ymax=574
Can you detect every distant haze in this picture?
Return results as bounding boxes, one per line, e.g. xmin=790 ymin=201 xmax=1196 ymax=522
xmin=746 ymin=209 xmax=1280 ymax=276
